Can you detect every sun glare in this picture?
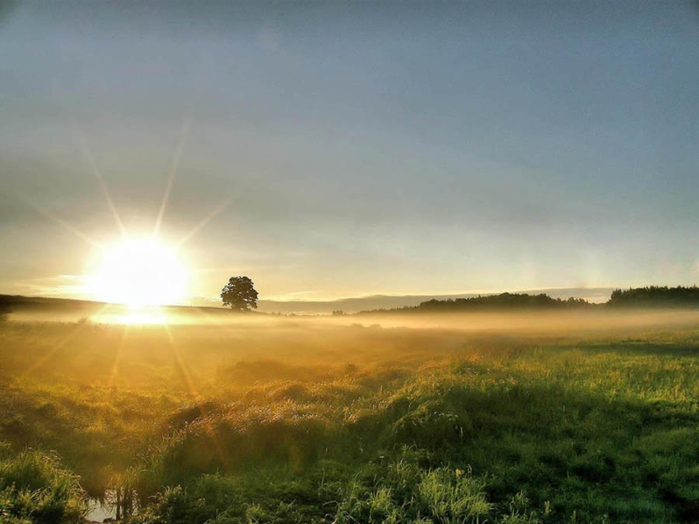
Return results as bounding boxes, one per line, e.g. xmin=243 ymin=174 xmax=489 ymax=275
xmin=91 ymin=238 xmax=188 ymax=308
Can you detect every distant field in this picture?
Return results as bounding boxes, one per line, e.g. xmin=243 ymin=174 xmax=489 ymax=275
xmin=2 ymin=310 xmax=699 ymax=523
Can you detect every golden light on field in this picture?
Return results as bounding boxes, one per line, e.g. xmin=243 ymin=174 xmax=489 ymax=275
xmin=90 ymin=238 xmax=188 ymax=308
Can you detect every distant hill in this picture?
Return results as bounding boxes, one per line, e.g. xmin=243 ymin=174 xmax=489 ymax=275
xmin=256 ymin=287 xmax=614 ymax=314
xmin=0 ymin=287 xmax=615 ymax=318
xmin=0 ymin=294 xmax=103 ymax=311
xmin=1 ymin=288 xmax=613 ymax=317
xmin=5 ymin=286 xmax=699 ymax=318
xmin=357 ymin=292 xmax=594 ymax=314
xmin=0 ymin=294 xmax=227 ymax=321
xmin=256 ymin=294 xmax=480 ymax=314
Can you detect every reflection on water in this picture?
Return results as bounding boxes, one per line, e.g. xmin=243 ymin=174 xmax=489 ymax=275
xmin=87 ymin=489 xmax=139 ymax=522
xmin=86 ymin=493 xmax=117 ymax=523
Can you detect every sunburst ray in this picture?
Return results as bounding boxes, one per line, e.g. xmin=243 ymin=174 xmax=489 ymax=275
xmin=162 ymin=323 xmax=200 ymax=400
xmin=19 ymin=303 xmax=111 ymax=379
xmin=153 ymin=119 xmax=190 ymax=239
xmin=107 ymin=324 xmax=130 ymax=388
xmin=162 ymin=318 xmax=232 ymax=467
xmin=75 ymin=129 xmax=126 ymax=239
xmin=20 ymin=194 xmax=102 ymax=248
xmin=175 ymin=200 xmax=229 ymax=249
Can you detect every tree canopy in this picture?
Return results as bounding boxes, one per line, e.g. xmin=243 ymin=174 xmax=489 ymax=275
xmin=221 ymin=276 xmax=258 ymax=311
xmin=608 ymin=286 xmax=699 ymax=307
xmin=416 ymin=293 xmax=591 ymax=311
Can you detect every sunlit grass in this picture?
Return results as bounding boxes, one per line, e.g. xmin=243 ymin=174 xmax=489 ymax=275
xmin=2 ymin=313 xmax=699 ymax=522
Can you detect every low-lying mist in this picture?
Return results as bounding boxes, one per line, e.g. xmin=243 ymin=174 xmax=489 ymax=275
xmin=4 ymin=307 xmax=699 ymax=389
xmin=3 ymin=305 xmax=699 ymax=523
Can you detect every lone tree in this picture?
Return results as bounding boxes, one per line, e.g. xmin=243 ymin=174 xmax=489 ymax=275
xmin=221 ymin=276 xmax=258 ymax=311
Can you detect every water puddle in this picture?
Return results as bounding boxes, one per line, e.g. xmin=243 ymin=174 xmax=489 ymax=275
xmin=86 ymin=494 xmax=117 ymax=522
xmin=86 ymin=488 xmax=139 ymax=522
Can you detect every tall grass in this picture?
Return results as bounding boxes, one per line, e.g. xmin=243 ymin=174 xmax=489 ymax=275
xmin=0 ymin=444 xmax=86 ymax=523
xmin=2 ymin=313 xmax=699 ymax=522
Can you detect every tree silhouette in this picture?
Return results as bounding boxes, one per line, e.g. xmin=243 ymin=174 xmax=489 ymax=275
xmin=608 ymin=286 xmax=699 ymax=307
xmin=414 ymin=293 xmax=592 ymax=311
xmin=221 ymin=276 xmax=258 ymax=311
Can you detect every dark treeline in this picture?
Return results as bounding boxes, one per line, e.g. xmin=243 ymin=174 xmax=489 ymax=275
xmin=359 ymin=286 xmax=699 ymax=314
xmin=0 ymin=295 xmax=13 ymax=321
xmin=607 ymin=285 xmax=699 ymax=308
xmin=417 ymin=293 xmax=591 ymax=311
xmin=358 ymin=292 xmax=593 ymax=314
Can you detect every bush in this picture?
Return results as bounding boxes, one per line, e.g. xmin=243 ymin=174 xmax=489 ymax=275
xmin=0 ymin=446 xmax=86 ymax=524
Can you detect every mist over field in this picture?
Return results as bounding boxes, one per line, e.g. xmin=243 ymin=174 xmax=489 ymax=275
xmin=3 ymin=304 xmax=699 ymax=523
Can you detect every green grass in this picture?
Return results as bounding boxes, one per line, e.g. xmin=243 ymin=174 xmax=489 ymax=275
xmin=1 ymin=312 xmax=699 ymax=522
xmin=0 ymin=444 xmax=86 ymax=524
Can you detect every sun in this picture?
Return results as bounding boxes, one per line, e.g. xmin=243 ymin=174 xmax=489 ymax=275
xmin=90 ymin=238 xmax=189 ymax=308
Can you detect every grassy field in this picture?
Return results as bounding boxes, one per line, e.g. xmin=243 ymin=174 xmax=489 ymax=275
xmin=2 ymin=310 xmax=699 ymax=523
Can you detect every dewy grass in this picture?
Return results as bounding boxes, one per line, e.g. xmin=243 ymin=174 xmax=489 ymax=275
xmin=0 ymin=445 xmax=87 ymax=524
xmin=1 ymin=312 xmax=699 ymax=522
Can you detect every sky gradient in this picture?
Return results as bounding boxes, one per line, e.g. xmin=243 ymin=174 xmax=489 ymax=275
xmin=1 ymin=1 xmax=698 ymax=302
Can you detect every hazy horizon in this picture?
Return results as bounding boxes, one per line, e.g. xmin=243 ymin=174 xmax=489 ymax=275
xmin=1 ymin=1 xmax=698 ymax=304
xmin=1 ymin=286 xmax=616 ymax=317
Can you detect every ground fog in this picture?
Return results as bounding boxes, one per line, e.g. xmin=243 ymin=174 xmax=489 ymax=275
xmin=2 ymin=309 xmax=699 ymax=523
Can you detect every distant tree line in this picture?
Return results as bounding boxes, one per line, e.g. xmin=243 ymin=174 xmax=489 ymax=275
xmin=415 ymin=293 xmax=592 ymax=312
xmin=0 ymin=295 xmax=12 ymax=321
xmin=358 ymin=286 xmax=699 ymax=315
xmin=607 ymin=286 xmax=699 ymax=308
xmin=358 ymin=293 xmax=593 ymax=314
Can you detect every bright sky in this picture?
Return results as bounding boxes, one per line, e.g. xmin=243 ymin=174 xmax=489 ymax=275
xmin=1 ymin=1 xmax=698 ymax=303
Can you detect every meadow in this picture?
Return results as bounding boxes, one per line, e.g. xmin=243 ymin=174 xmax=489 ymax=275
xmin=2 ymin=309 xmax=699 ymax=523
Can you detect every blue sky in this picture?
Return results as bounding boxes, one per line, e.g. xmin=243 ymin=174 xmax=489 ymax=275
xmin=1 ymin=1 xmax=698 ymax=301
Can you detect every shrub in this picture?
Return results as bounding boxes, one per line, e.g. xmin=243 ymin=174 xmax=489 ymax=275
xmin=0 ymin=446 xmax=86 ymax=524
